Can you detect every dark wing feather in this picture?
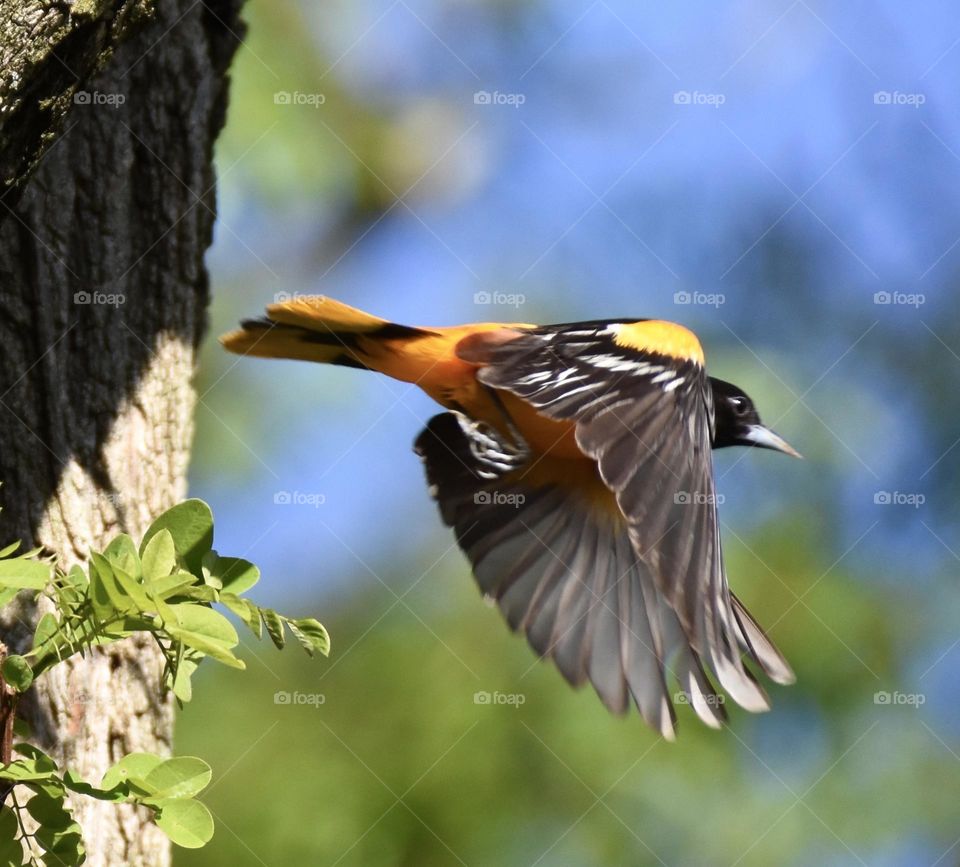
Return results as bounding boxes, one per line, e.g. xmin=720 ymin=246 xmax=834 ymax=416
xmin=415 ymin=411 xmax=736 ymax=737
xmin=461 ymin=323 xmax=792 ymax=711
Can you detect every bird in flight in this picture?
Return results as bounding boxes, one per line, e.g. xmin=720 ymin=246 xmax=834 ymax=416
xmin=222 ymin=296 xmax=800 ymax=738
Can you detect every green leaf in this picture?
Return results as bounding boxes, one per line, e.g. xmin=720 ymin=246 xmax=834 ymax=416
xmin=62 ymin=771 xmax=129 ymax=802
xmin=141 ymin=529 xmax=177 ymax=582
xmin=33 ymin=814 xmax=85 ymax=867
xmin=32 ymin=612 xmax=58 ymax=650
xmin=0 ymin=759 xmax=57 ymax=783
xmin=148 ymin=570 xmax=198 ymax=600
xmin=219 ymin=593 xmax=262 ymax=639
xmin=261 ymin=609 xmax=286 ymax=650
xmin=87 ymin=566 xmax=114 ymax=621
xmin=26 ymin=789 xmax=72 ymax=829
xmin=286 ymin=617 xmax=330 ymax=657
xmin=12 ymin=744 xmax=58 ymax=772
xmin=167 ymin=605 xmax=239 ymax=645
xmin=171 ymin=657 xmax=199 ymax=703
xmin=176 ymin=585 xmax=218 ymax=603
xmin=165 ymin=605 xmax=244 ymax=669
xmin=93 ymin=617 xmax=150 ymax=646
xmin=0 ymin=808 xmax=22 ymax=863
xmin=144 ymin=757 xmax=212 ymax=799
xmin=0 ymin=587 xmax=19 ymax=608
xmin=153 ymin=798 xmax=214 ymax=849
xmin=211 ymin=557 xmax=260 ymax=595
xmin=65 ymin=564 xmax=88 ymax=591
xmin=141 ymin=586 xmax=176 ymax=624
xmin=103 ymin=534 xmax=141 ymax=580
xmin=0 ymin=842 xmax=21 ymax=866
xmin=169 ymin=632 xmax=244 ymax=669
xmin=0 ymin=541 xmax=20 ymax=558
xmin=0 ymin=558 xmax=50 ymax=590
xmin=12 ymin=717 xmax=31 ymax=739
xmin=1 ymin=655 xmax=32 ymax=691
xmin=50 ymin=565 xmax=88 ymax=611
xmin=140 ymin=500 xmax=214 ymax=577
xmin=89 ymin=553 xmax=133 ymax=618
xmin=200 ymin=551 xmax=222 ymax=589
xmin=24 ymin=780 xmax=70 ymax=811
xmin=101 ymin=752 xmax=164 ymax=792
xmin=111 ymin=568 xmax=157 ymax=614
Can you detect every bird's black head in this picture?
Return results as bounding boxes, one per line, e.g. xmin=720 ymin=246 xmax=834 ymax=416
xmin=710 ymin=378 xmax=801 ymax=457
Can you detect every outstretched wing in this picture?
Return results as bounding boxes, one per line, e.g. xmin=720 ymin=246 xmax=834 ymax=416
xmin=457 ymin=320 xmax=793 ymax=712
xmin=415 ymin=412 xmax=731 ymax=739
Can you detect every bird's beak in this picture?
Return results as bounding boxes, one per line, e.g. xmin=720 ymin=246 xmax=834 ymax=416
xmin=742 ymin=425 xmax=802 ymax=458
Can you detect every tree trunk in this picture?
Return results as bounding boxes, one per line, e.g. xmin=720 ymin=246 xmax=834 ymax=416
xmin=0 ymin=1 xmax=242 ymax=863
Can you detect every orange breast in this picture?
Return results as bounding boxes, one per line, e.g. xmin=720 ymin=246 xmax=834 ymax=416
xmin=498 ymin=393 xmax=583 ymax=459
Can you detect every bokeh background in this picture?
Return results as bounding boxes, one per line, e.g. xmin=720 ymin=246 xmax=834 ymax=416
xmin=177 ymin=2 xmax=960 ymax=864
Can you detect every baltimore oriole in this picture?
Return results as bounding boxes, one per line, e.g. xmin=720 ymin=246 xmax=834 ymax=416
xmin=221 ymin=296 xmax=800 ymax=738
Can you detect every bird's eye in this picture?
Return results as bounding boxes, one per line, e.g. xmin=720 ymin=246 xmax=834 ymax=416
xmin=730 ymin=396 xmax=749 ymax=416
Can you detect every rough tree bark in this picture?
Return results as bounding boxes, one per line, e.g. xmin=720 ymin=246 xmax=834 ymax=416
xmin=0 ymin=0 xmax=242 ymax=863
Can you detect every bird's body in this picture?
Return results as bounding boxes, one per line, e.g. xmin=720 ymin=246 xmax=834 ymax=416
xmin=348 ymin=320 xmax=585 ymax=457
xmin=222 ymin=296 xmax=800 ymax=738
